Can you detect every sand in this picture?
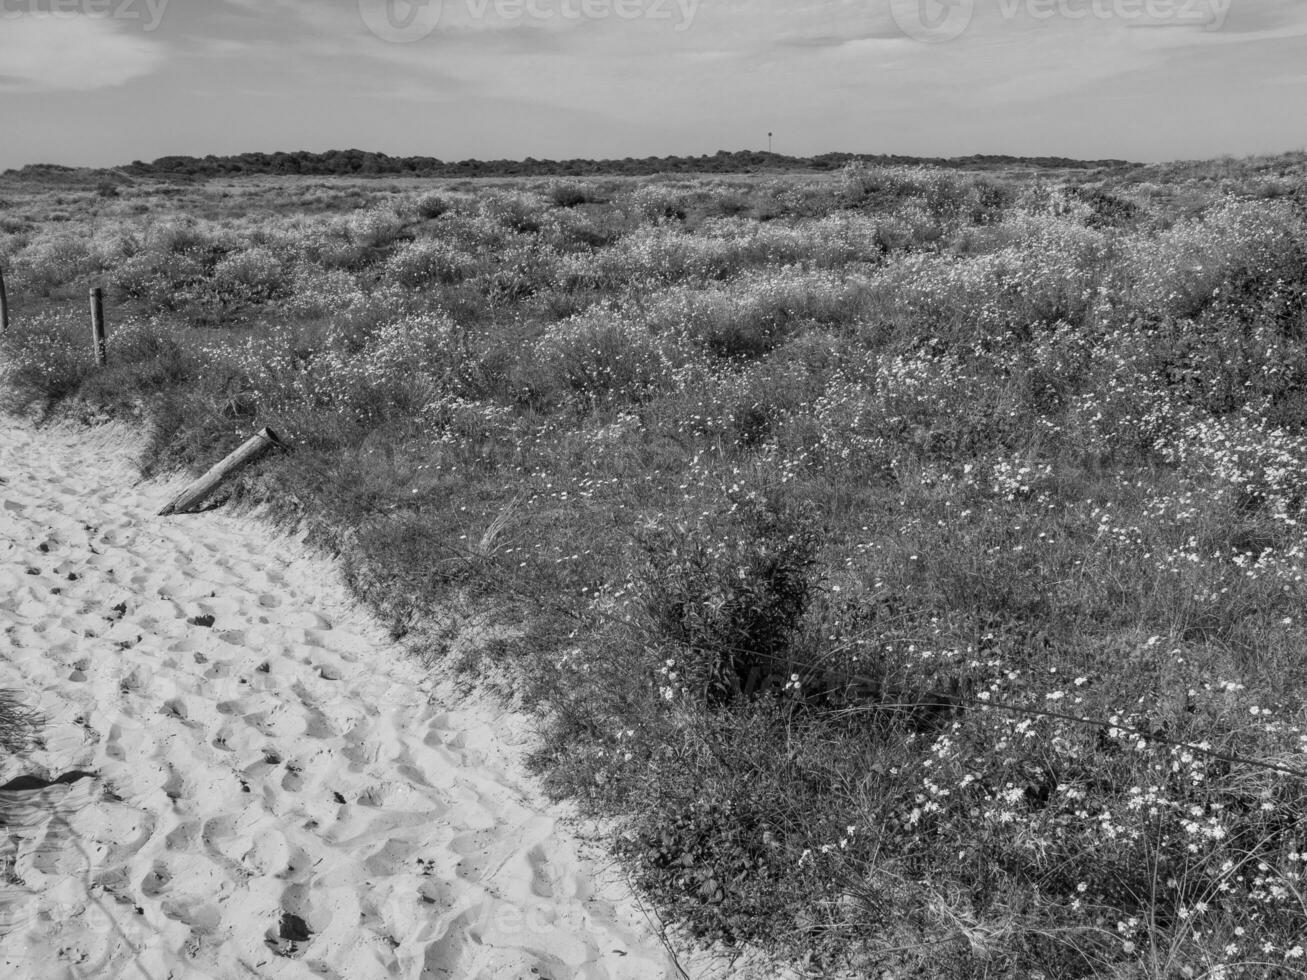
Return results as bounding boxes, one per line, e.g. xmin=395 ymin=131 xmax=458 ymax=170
xmin=0 ymin=419 xmax=692 ymax=980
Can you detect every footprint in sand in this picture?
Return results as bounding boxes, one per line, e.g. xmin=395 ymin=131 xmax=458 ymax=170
xmin=139 ymin=861 xmax=171 ymax=899
xmin=161 ymin=766 xmax=187 ymax=802
xmin=362 ymin=838 xmax=422 ymax=877
xmin=419 ymin=908 xmax=487 ymax=978
xmin=528 ymin=844 xmax=556 ymax=899
xmin=241 ymin=829 xmax=291 ymax=876
xmin=162 ymin=899 xmax=223 ymax=934
xmin=280 ymin=760 xmax=307 ymax=793
xmin=284 ymin=610 xmax=334 ymax=630
xmin=164 ymin=820 xmax=200 ymax=851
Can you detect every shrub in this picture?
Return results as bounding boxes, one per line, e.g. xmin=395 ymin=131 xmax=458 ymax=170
xmin=11 ymin=232 xmax=98 ymax=294
xmin=480 ymin=192 xmax=546 ymax=233
xmin=0 ymin=311 xmax=193 ymax=412
xmin=74 ymin=318 xmax=198 ymax=410
xmin=645 ymin=356 xmax=824 ymax=450
xmin=1121 ymin=199 xmax=1301 ymax=318
xmin=211 ymin=312 xmax=464 ymax=427
xmin=547 ymin=181 xmax=592 ymax=208
xmin=695 ymin=186 xmax=753 ymax=219
xmin=635 ymin=491 xmax=822 ymax=705
xmin=479 ymin=241 xmax=561 ymax=301
xmin=525 ymin=311 xmax=697 ymax=409
xmin=101 ymin=221 xmax=234 ymax=311
xmin=1068 ymin=184 xmax=1142 ymax=228
xmin=151 ymin=220 xmax=227 ymax=257
xmin=281 ymin=265 xmax=367 ymax=317
xmin=383 ymin=237 xmax=476 ymax=287
xmin=744 ymin=213 xmax=891 ymax=267
xmin=840 ymin=162 xmax=1012 ymax=226
xmin=207 ymin=246 xmax=290 ymax=307
xmin=111 ymin=249 xmax=211 ymax=310
xmin=0 ymin=308 xmax=97 ymax=407
xmin=644 ymin=268 xmax=872 ymax=360
xmin=414 ymin=192 xmax=452 ymax=219
xmin=628 ymin=182 xmax=689 ymax=222
xmin=347 ymin=202 xmax=407 ymax=248
xmin=868 ymin=215 xmax=1112 ymax=344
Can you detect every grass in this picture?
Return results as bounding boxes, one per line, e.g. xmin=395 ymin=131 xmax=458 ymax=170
xmin=0 ymin=691 xmax=40 ymax=757
xmin=4 ymin=159 xmax=1307 ymax=977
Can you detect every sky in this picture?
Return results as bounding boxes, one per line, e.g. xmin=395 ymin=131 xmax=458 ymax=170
xmin=0 ymin=0 xmax=1304 ymax=170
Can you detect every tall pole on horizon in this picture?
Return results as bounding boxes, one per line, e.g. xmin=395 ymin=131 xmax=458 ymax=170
xmin=768 ymin=132 xmax=773 ymax=154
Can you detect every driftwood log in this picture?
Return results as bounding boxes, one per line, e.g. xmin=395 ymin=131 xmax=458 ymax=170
xmin=159 ymin=428 xmax=284 ymax=516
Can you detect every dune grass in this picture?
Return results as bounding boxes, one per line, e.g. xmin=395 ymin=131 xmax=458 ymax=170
xmin=0 ymin=691 xmax=40 ymax=758
xmin=4 ymin=161 xmax=1307 ymax=977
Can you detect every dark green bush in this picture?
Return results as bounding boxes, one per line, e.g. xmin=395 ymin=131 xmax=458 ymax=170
xmin=414 ymin=192 xmax=451 ymax=219
xmin=547 ymin=182 xmax=592 ymax=208
xmin=636 ymin=491 xmax=822 ymax=704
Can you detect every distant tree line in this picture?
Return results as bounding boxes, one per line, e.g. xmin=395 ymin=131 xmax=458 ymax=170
xmin=88 ymin=148 xmax=1133 ymax=179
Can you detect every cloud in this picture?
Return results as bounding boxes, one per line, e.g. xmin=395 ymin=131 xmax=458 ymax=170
xmin=0 ymin=16 xmax=163 ymax=90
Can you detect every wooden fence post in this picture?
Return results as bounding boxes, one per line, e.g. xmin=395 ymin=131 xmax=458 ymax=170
xmin=90 ymin=287 xmax=106 ymax=366
xmin=0 ymin=265 xmax=10 ymax=334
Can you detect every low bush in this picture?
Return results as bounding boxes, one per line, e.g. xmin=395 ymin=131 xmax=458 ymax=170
xmin=635 ymin=491 xmax=823 ymax=704
xmin=546 ymin=181 xmax=593 ymax=208
xmin=414 ymin=191 xmax=452 ymax=219
xmin=10 ymin=232 xmax=98 ymax=295
xmin=627 ymin=182 xmax=690 ymax=222
xmin=383 ymin=237 xmax=477 ymax=287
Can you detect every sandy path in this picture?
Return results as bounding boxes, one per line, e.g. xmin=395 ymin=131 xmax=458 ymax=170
xmin=0 ymin=420 xmax=685 ymax=980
